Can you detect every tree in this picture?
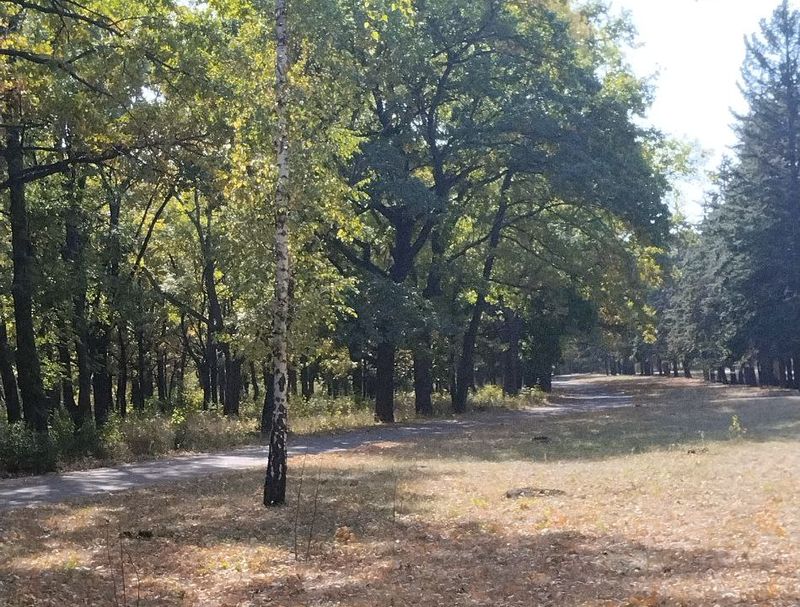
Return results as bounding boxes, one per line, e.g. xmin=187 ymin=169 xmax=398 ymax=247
xmin=661 ymin=1 xmax=800 ymax=386
xmin=264 ymin=0 xmax=291 ymax=507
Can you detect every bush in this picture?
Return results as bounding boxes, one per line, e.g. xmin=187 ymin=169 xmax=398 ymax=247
xmin=48 ymin=409 xmax=105 ymax=461
xmin=292 ymin=393 xmax=371 ymax=418
xmin=97 ymin=414 xmax=130 ymax=460
xmin=174 ymin=411 xmax=255 ymax=451
xmin=473 ymin=384 xmax=506 ymax=408
xmin=516 ymin=387 xmax=548 ymax=407
xmin=118 ymin=414 xmax=175 ymax=457
xmin=0 ymin=420 xmax=57 ymax=474
xmin=472 ymin=384 xmax=547 ymax=410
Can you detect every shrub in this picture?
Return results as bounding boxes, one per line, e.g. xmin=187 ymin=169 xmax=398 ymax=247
xmin=472 ymin=385 xmax=548 ymax=410
xmin=97 ymin=414 xmax=130 ymax=460
xmin=728 ymin=414 xmax=748 ymax=439
xmin=516 ymin=387 xmax=548 ymax=408
xmin=287 ymin=394 xmax=376 ymax=434
xmin=48 ymin=409 xmax=103 ymax=461
xmin=293 ymin=394 xmax=371 ymax=418
xmin=118 ymin=414 xmax=175 ymax=457
xmin=473 ymin=384 xmax=506 ymax=408
xmin=0 ymin=420 xmax=56 ymax=474
xmin=174 ymin=411 xmax=255 ymax=451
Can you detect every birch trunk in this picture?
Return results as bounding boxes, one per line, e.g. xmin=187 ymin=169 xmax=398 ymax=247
xmin=264 ymin=0 xmax=291 ymax=507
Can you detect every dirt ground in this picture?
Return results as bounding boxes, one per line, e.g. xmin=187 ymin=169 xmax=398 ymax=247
xmin=1 ymin=375 xmax=799 ymax=606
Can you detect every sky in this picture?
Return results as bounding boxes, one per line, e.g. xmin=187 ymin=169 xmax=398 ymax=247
xmin=610 ymin=0 xmax=782 ymax=222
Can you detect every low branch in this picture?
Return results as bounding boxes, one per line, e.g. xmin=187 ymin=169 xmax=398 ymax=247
xmin=320 ymin=232 xmax=389 ymax=278
xmin=0 ymin=134 xmax=206 ymax=190
xmin=0 ymin=48 xmax=112 ymax=96
xmin=139 ymin=267 xmax=209 ymax=325
xmin=4 ymin=0 xmax=122 ymax=34
xmin=131 ymin=189 xmax=175 ymax=274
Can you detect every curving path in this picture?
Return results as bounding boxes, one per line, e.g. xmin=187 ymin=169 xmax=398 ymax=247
xmin=0 ymin=375 xmax=638 ymax=511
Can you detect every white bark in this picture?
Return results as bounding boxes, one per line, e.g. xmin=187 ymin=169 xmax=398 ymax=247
xmin=265 ymin=0 xmax=291 ymax=506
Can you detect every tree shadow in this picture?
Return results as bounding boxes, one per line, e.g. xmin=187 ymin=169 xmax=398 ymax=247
xmin=2 ymin=376 xmax=799 ymax=605
xmin=372 ymin=377 xmax=800 ymax=464
xmin=0 ymin=455 xmax=797 ymax=606
xmin=235 ymin=525 xmax=797 ymax=606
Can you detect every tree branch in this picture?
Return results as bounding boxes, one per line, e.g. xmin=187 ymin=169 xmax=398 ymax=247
xmin=320 ymin=232 xmax=389 ymax=278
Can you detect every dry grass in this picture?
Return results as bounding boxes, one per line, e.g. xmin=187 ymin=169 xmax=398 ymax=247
xmin=288 ymin=387 xmax=545 ymax=435
xmin=1 ymin=376 xmax=799 ymax=606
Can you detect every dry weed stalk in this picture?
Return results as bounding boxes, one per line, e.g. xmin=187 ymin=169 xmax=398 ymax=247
xmin=292 ymin=451 xmax=308 ymax=561
xmin=105 ymin=520 xmax=141 ymax=607
xmin=305 ymin=466 xmax=322 ymax=559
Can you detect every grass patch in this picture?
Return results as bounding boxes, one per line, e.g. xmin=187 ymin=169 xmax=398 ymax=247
xmin=289 ymin=387 xmax=547 ymax=435
xmin=1 ymin=376 xmax=799 ymax=605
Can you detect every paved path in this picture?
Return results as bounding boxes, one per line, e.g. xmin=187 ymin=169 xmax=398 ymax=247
xmin=0 ymin=375 xmax=636 ymax=511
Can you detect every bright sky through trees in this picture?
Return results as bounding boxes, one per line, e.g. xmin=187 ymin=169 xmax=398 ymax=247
xmin=613 ymin=0 xmax=781 ymax=221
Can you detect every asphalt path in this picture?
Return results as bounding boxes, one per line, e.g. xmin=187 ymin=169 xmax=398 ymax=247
xmin=0 ymin=375 xmax=636 ymax=511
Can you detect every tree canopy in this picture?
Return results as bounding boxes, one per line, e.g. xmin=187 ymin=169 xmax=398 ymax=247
xmin=1 ymin=0 xmax=673 ymax=485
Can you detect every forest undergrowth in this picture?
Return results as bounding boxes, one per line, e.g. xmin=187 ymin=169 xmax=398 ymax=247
xmin=0 ymin=385 xmax=547 ymax=476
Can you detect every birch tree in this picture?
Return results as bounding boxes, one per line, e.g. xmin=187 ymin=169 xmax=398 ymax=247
xmin=264 ymin=0 xmax=291 ymax=507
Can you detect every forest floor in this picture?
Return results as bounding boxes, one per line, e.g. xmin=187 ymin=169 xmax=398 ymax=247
xmin=1 ymin=375 xmax=799 ymax=606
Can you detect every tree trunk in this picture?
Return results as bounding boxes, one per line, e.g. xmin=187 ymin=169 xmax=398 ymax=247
xmin=454 ymin=293 xmax=483 ymax=413
xmin=63 ymin=187 xmax=92 ymax=427
xmin=265 ymin=0 xmax=291 ymax=507
xmin=199 ymin=359 xmax=211 ymax=410
xmin=351 ymin=361 xmax=363 ymax=401
xmin=224 ymin=352 xmax=242 ymax=417
xmin=92 ymin=331 xmax=112 ymax=427
xmin=375 ymin=341 xmax=395 ymax=422
xmin=116 ymin=326 xmax=128 ymax=417
xmin=134 ymin=327 xmax=147 ymax=410
xmin=502 ymin=314 xmax=522 ymax=396
xmin=156 ymin=348 xmax=168 ymax=410
xmin=758 ymin=357 xmax=776 ymax=387
xmin=5 ymin=120 xmax=48 ymax=433
xmin=413 ymin=340 xmax=434 ymax=416
xmin=168 ymin=346 xmax=187 ymax=402
xmin=744 ymin=363 xmax=758 ymax=387
xmin=261 ymin=363 xmax=275 ymax=435
xmin=794 ymin=354 xmax=800 ymax=390
xmin=250 ymin=361 xmax=260 ymax=402
xmin=288 ymin=365 xmax=297 ymax=397
xmin=93 ymin=182 xmax=123 ymax=427
xmin=538 ymin=369 xmax=553 ymax=393
xmin=0 ymin=318 xmax=21 ymax=423
xmin=299 ymin=357 xmax=309 ymax=399
xmin=58 ymin=342 xmax=76 ymax=416
xmin=453 ymin=174 xmax=512 ymax=413
xmin=217 ymin=349 xmax=227 ymax=410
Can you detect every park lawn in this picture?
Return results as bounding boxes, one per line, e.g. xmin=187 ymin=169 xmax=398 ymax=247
xmin=0 ymin=377 xmax=799 ymax=606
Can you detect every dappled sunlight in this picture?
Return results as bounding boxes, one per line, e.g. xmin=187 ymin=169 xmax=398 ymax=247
xmin=1 ymin=377 xmax=800 ymax=605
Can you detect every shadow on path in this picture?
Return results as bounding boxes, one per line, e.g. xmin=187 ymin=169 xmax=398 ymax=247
xmin=3 ymin=374 xmax=799 ymax=510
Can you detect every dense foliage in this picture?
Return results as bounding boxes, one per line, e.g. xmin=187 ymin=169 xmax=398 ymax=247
xmin=653 ymin=1 xmax=800 ymax=387
xmin=0 ymin=0 xmax=671 ymax=472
